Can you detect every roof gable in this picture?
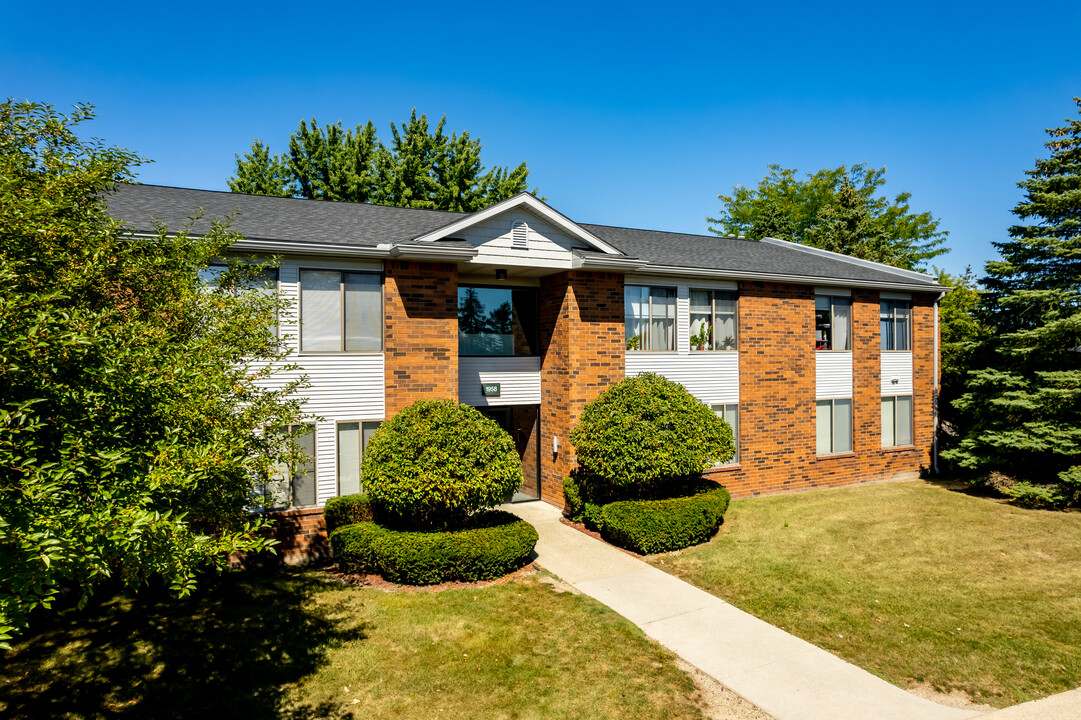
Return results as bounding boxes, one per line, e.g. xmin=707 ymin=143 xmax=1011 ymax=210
xmin=411 ymin=193 xmax=624 ymax=255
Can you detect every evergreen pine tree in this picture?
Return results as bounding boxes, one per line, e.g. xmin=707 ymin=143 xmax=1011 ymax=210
xmin=228 ymin=111 xmax=533 ymax=211
xmin=943 ymin=98 xmax=1081 ymax=506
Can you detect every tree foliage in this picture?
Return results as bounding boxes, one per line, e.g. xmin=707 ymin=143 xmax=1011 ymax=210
xmin=708 ymin=163 xmax=948 ymax=271
xmin=228 ymin=110 xmax=535 ymax=212
xmin=942 ymin=99 xmax=1081 ymax=506
xmin=0 ymin=101 xmax=307 ymax=647
xmin=934 ymin=266 xmax=987 ymax=433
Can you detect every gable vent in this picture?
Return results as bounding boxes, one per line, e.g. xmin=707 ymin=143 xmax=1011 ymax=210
xmin=511 ymin=220 xmax=529 ymax=249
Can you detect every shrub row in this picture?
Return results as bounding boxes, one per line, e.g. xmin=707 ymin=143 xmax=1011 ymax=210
xmin=329 ymin=510 xmax=538 ymax=584
xmin=565 ymin=477 xmax=730 ymax=554
xmin=600 ymin=484 xmax=730 ymax=554
xmin=323 ymin=493 xmax=374 ymax=533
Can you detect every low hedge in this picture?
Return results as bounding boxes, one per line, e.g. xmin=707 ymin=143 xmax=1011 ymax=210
xmin=330 ymin=510 xmax=538 ymax=585
xmin=591 ymin=483 xmax=730 ymax=554
xmin=323 ymin=493 xmax=374 ymax=533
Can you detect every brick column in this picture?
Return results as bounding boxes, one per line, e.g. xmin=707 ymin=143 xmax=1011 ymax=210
xmin=538 ymin=271 xmax=624 ymax=506
xmin=384 ymin=261 xmax=459 ymax=417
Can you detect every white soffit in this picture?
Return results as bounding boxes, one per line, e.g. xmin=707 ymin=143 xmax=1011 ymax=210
xmin=409 ymin=193 xmax=624 ymax=256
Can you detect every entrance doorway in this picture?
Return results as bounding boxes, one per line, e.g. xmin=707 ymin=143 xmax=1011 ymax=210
xmin=478 ymin=405 xmax=541 ymax=501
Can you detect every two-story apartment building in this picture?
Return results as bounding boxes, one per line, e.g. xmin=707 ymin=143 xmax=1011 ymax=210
xmin=109 ymin=185 xmax=946 ymax=557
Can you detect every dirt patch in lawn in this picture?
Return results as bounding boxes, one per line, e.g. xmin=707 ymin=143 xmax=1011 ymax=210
xmin=906 ymin=681 xmax=995 ymax=712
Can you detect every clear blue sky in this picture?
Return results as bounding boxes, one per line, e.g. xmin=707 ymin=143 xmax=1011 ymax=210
xmin=5 ymin=1 xmax=1079 ymax=277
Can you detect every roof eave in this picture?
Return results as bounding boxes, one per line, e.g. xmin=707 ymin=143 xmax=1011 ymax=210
xmin=634 ymin=264 xmax=948 ymax=293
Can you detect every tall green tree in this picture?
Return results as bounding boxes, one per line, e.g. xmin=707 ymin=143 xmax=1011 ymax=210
xmin=934 ymin=267 xmax=986 ymax=434
xmin=229 ymin=110 xmax=534 ymax=212
xmin=1 ymin=101 xmax=307 ymax=647
xmin=708 ymin=163 xmax=948 ymax=271
xmin=942 ymin=99 xmax=1081 ymax=506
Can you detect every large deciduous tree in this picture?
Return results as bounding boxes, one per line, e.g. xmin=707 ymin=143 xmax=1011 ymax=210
xmin=942 ymin=99 xmax=1081 ymax=506
xmin=708 ymin=163 xmax=948 ymax=271
xmin=228 ymin=110 xmax=534 ymax=212
xmin=0 ymin=101 xmax=307 ymax=647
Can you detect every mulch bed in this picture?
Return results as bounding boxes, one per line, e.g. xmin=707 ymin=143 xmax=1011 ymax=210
xmin=326 ymin=562 xmax=542 ymax=593
xmin=558 ymin=516 xmax=645 ymax=558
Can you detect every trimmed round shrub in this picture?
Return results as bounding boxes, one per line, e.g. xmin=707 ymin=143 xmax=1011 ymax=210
xmin=599 ymin=483 xmax=730 ymax=554
xmin=569 ymin=373 xmax=733 ymax=492
xmin=323 ymin=493 xmax=374 ymax=533
xmin=330 ymin=510 xmax=538 ymax=584
xmin=362 ymin=399 xmax=522 ymax=530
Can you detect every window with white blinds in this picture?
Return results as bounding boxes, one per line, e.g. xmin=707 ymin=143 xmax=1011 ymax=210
xmin=300 ymin=270 xmax=381 ymax=352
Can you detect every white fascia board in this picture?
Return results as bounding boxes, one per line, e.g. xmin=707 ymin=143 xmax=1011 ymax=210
xmin=126 ymin=231 xmax=393 ymax=259
xmin=410 ymin=193 xmax=625 ymax=256
xmin=759 ymin=236 xmax=945 ymax=286
xmin=388 ymin=244 xmax=480 ymax=261
xmin=638 ymin=264 xmax=947 ymax=293
xmin=572 ymin=255 xmax=649 ymax=272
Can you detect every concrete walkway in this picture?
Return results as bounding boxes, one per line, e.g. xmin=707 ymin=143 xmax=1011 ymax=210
xmin=506 ymin=500 xmax=1076 ymax=720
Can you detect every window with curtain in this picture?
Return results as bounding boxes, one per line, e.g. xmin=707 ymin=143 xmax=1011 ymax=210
xmin=690 ymin=290 xmax=738 ymax=351
xmin=337 ymin=420 xmax=383 ymax=495
xmin=816 ymin=398 xmax=853 ymax=455
xmin=625 ymin=285 xmax=676 ymax=351
xmin=262 ymin=424 xmax=316 ymax=509
xmin=712 ymin=404 xmax=740 ymax=464
xmin=300 ymin=270 xmax=382 ymax=352
xmin=880 ymin=300 xmax=912 ymax=351
xmin=881 ymin=396 xmax=913 ymax=447
xmin=815 ymin=295 xmax=851 ymax=351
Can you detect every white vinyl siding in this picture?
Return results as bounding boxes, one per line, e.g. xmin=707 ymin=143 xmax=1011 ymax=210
xmin=816 ymin=351 xmax=853 ymax=400
xmin=626 ymin=353 xmax=739 ymax=405
xmin=454 ymin=209 xmax=588 ymax=270
xmin=458 ymin=356 xmax=542 ymax=406
xmin=256 ymin=260 xmax=386 ymax=506
xmin=816 ymin=398 xmax=853 ymax=455
xmin=881 ymin=352 xmax=913 ymax=395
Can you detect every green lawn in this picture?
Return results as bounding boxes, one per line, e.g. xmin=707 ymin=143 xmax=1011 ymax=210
xmin=0 ymin=569 xmax=710 ymax=720
xmin=650 ymin=480 xmax=1081 ymax=708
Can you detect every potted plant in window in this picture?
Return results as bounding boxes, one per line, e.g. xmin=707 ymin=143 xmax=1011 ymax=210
xmin=690 ymin=323 xmax=711 ymax=351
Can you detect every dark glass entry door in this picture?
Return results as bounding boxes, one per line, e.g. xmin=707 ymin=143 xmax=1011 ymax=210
xmin=478 ymin=405 xmax=541 ymax=501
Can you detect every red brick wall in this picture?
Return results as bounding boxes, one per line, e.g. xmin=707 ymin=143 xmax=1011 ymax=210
xmin=539 ymin=271 xmax=625 ymax=505
xmin=705 ymin=283 xmax=936 ymax=498
xmin=231 ymin=507 xmax=330 ymax=567
xmin=384 ymin=260 xmax=459 ymax=416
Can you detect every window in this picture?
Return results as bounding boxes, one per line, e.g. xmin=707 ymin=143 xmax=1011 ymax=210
xmin=815 ymin=295 xmax=851 ymax=351
xmin=816 ymin=399 xmax=853 ymax=455
xmin=712 ymin=403 xmax=739 ymax=464
xmin=457 ymin=286 xmax=539 ymax=356
xmin=625 ymin=285 xmax=676 ymax=351
xmin=881 ymin=396 xmax=913 ymax=447
xmin=263 ymin=424 xmax=316 ymax=508
xmin=200 ymin=263 xmax=279 ymax=336
xmin=690 ymin=290 xmax=738 ymax=351
xmin=337 ymin=420 xmax=383 ymax=495
xmin=300 ymin=270 xmax=381 ymax=352
xmin=880 ymin=300 xmax=912 ymax=351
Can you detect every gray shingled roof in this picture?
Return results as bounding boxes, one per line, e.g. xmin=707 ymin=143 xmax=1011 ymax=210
xmin=106 ymin=184 xmax=942 ymax=290
xmin=580 ymin=223 xmax=942 ymax=289
xmin=106 ymin=184 xmax=464 ymax=246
